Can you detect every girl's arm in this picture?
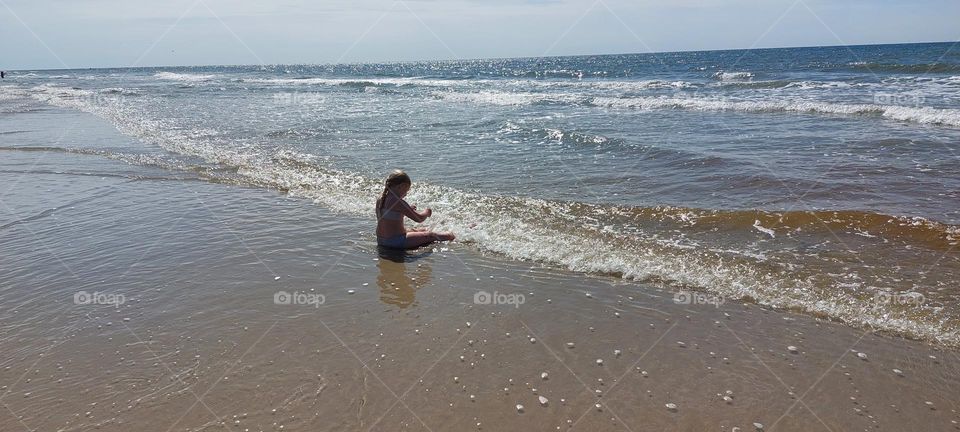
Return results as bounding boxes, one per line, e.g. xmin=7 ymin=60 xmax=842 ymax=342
xmin=399 ymin=199 xmax=431 ymax=223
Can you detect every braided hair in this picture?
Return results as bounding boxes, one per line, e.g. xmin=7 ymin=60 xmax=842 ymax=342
xmin=376 ymin=169 xmax=411 ymax=219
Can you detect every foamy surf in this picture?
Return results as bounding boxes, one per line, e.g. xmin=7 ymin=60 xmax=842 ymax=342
xmin=154 ymin=72 xmax=220 ymax=82
xmin=712 ymin=71 xmax=756 ymax=80
xmin=431 ymin=89 xmax=960 ymax=126
xmin=591 ymin=96 xmax=960 ymax=126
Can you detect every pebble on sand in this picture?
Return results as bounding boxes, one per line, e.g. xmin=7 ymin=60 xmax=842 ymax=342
xmin=541 ymin=372 xmax=549 ymax=380
xmin=516 ymin=404 xmax=524 ymax=413
xmin=753 ymin=422 xmax=764 ymax=430
xmin=539 ymin=396 xmax=549 ymax=406
xmin=347 ymin=289 xmax=356 ymax=294
xmin=596 ymin=359 xmax=603 ymax=366
xmin=857 ymin=352 xmax=868 ymax=360
xmin=665 ymin=403 xmax=678 ymax=412
xmin=787 ymin=346 xmax=799 ymax=354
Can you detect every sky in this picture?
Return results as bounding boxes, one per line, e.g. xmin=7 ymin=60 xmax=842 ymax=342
xmin=1 ymin=0 xmax=958 ymax=70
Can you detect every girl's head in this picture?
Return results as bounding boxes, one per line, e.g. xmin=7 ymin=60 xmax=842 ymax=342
xmin=376 ymin=169 xmax=411 ymax=218
xmin=384 ymin=169 xmax=411 ymax=197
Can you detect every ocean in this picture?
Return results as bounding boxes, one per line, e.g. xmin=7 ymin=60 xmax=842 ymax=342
xmin=2 ymin=41 xmax=959 ymax=347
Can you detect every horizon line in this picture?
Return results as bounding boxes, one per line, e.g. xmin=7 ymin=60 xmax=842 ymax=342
xmin=7 ymin=39 xmax=958 ymax=73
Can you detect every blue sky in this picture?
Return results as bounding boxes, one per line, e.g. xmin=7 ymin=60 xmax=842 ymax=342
xmin=1 ymin=0 xmax=958 ymax=69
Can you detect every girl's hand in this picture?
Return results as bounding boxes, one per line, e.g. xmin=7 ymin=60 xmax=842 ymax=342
xmin=424 ymin=208 xmax=433 ymax=218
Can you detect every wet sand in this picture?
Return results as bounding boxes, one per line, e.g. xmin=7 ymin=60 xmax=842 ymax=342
xmin=1 ymin=109 xmax=959 ymax=431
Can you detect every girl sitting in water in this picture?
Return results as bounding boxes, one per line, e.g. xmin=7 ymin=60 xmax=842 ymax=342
xmin=376 ymin=170 xmax=455 ymax=249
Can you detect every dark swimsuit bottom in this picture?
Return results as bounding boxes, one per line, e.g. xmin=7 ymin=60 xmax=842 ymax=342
xmin=377 ymin=234 xmax=406 ymax=249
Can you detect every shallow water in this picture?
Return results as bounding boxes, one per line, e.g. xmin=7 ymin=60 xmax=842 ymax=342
xmin=1 ymin=42 xmax=959 ymax=347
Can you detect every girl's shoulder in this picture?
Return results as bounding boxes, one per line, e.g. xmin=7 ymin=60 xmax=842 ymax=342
xmin=383 ymin=194 xmax=409 ymax=209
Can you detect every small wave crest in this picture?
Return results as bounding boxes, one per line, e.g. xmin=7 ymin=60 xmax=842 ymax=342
xmin=847 ymin=61 xmax=960 ymax=74
xmin=434 ymin=90 xmax=579 ymax=106
xmin=154 ymin=72 xmax=220 ymax=82
xmin=497 ymin=121 xmax=621 ymax=147
xmin=99 ymin=87 xmax=142 ymax=96
xmin=783 ymin=80 xmax=854 ymax=90
xmin=590 ymin=96 xmax=960 ymax=126
xmin=0 ymin=86 xmax=43 ymax=113
xmin=245 ymin=76 xmax=699 ymax=93
xmin=712 ymin=71 xmax=756 ymax=80
xmin=433 ymin=88 xmax=960 ymax=126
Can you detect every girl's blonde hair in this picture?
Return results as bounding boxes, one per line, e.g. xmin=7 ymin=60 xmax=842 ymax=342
xmin=376 ymin=169 xmax=411 ymax=218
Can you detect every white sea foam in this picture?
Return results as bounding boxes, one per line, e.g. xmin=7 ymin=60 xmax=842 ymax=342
xmin=99 ymin=87 xmax=141 ymax=95
xmin=432 ymin=88 xmax=960 ymax=126
xmin=712 ymin=71 xmax=755 ymax=80
xmin=0 ymin=86 xmax=29 ymax=101
xmin=752 ymin=220 xmax=776 ymax=238
xmin=245 ymin=76 xmax=698 ymax=93
xmin=529 ymin=79 xmax=697 ymax=91
xmin=591 ymin=96 xmax=960 ymax=126
xmin=434 ymin=90 xmax=580 ymax=106
xmin=244 ymin=77 xmax=427 ymax=87
xmin=783 ymin=80 xmax=853 ymax=89
xmin=154 ymin=72 xmax=220 ymax=82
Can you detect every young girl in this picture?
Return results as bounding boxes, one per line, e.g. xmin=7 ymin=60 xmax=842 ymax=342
xmin=376 ymin=170 xmax=455 ymax=249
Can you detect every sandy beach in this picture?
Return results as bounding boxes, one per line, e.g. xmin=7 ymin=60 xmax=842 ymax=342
xmin=1 ymin=105 xmax=958 ymax=432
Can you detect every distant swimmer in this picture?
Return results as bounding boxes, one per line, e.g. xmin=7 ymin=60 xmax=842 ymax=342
xmin=1 ymin=71 xmax=5 ymax=79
